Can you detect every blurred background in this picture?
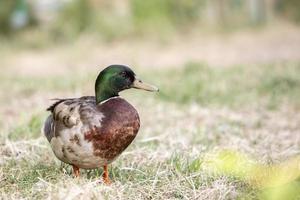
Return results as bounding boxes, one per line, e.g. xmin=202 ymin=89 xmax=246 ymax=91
xmin=1 ymin=0 xmax=300 ymax=71
xmin=1 ymin=0 xmax=300 ymax=199
xmin=1 ymin=0 xmax=300 ymax=110
xmin=2 ymin=0 xmax=300 ymax=37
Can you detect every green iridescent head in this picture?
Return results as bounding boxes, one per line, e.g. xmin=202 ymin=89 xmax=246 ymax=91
xmin=95 ymin=65 xmax=158 ymax=104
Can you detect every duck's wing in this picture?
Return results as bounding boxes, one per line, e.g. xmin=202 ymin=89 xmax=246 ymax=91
xmin=47 ymin=96 xmax=96 ymax=126
xmin=44 ymin=96 xmax=101 ymax=142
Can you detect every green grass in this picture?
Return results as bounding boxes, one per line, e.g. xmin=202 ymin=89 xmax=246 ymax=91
xmin=8 ymin=113 xmax=44 ymax=140
xmin=151 ymin=62 xmax=300 ymax=109
xmin=4 ymin=62 xmax=299 ymax=109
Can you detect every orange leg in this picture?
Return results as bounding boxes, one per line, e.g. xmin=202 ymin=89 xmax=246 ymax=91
xmin=72 ymin=165 xmax=80 ymax=177
xmin=103 ymin=165 xmax=111 ymax=185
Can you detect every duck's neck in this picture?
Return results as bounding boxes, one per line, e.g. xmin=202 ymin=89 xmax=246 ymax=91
xmin=96 ymin=89 xmax=118 ymax=104
xmin=95 ymin=78 xmax=118 ymax=104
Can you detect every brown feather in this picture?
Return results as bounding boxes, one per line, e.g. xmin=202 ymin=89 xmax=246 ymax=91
xmin=84 ymin=97 xmax=140 ymax=161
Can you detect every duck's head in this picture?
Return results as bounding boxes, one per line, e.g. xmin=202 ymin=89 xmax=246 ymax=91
xmin=95 ymin=65 xmax=159 ymax=104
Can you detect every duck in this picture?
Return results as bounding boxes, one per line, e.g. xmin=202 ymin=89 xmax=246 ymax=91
xmin=43 ymin=65 xmax=158 ymax=184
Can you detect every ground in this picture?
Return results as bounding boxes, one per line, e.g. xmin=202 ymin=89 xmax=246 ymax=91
xmin=0 ymin=25 xmax=300 ymax=199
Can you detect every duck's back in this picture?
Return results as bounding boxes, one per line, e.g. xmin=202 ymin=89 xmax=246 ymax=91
xmin=44 ymin=96 xmax=140 ymax=169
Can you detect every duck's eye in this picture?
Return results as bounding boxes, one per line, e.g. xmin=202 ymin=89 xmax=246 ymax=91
xmin=120 ymin=72 xmax=127 ymax=77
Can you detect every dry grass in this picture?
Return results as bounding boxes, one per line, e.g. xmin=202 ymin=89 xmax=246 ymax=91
xmin=1 ymin=95 xmax=299 ymax=199
xmin=1 ymin=30 xmax=300 ymax=199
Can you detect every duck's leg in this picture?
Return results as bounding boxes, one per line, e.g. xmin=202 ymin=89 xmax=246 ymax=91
xmin=103 ymin=165 xmax=111 ymax=184
xmin=72 ymin=165 xmax=80 ymax=177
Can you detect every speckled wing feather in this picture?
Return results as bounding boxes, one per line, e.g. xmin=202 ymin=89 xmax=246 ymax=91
xmin=44 ymin=96 xmax=103 ymax=141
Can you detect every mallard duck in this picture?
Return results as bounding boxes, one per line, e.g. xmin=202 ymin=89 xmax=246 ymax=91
xmin=43 ymin=65 xmax=158 ymax=184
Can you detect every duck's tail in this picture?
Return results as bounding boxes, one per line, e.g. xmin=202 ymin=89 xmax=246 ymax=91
xmin=42 ymin=115 xmax=55 ymax=142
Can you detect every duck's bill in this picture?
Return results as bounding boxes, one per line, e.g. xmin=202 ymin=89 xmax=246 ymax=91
xmin=132 ymin=78 xmax=159 ymax=92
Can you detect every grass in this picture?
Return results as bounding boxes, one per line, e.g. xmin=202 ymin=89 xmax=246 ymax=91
xmin=8 ymin=114 xmax=44 ymax=140
xmin=152 ymin=62 xmax=300 ymax=109
xmin=2 ymin=62 xmax=299 ymax=109
xmin=1 ymin=62 xmax=300 ymax=199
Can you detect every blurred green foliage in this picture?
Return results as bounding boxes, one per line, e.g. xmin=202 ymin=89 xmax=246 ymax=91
xmin=204 ymin=150 xmax=300 ymax=200
xmin=131 ymin=0 xmax=205 ymax=30
xmin=2 ymin=0 xmax=300 ymax=40
xmin=50 ymin=1 xmax=131 ymax=41
xmin=51 ymin=0 xmax=300 ymax=40
xmin=50 ymin=0 xmax=92 ymax=40
xmin=277 ymin=0 xmax=300 ymax=23
xmin=0 ymin=0 xmax=36 ymax=35
xmin=51 ymin=0 xmax=205 ymax=40
xmin=0 ymin=0 xmax=15 ymax=34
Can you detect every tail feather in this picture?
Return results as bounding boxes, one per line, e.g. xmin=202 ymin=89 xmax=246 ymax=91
xmin=43 ymin=115 xmax=55 ymax=142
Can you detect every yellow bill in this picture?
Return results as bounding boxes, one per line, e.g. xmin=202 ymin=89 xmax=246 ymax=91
xmin=132 ymin=78 xmax=159 ymax=92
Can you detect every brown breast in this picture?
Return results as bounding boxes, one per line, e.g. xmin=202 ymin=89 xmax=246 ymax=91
xmin=84 ymin=97 xmax=140 ymax=161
